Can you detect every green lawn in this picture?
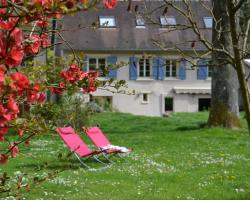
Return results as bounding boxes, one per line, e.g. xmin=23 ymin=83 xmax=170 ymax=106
xmin=1 ymin=112 xmax=250 ymax=200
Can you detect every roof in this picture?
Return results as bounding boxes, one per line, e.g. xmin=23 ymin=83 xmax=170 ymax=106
xmin=57 ymin=1 xmax=212 ymax=53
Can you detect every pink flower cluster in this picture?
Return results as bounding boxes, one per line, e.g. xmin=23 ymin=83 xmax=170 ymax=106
xmin=0 ymin=0 xmax=118 ymax=163
xmin=0 ymin=70 xmax=45 ymax=141
xmin=51 ymin=64 xmax=98 ymax=95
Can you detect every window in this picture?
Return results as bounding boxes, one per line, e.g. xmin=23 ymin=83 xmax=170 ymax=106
xmin=203 ymin=17 xmax=213 ymax=28
xmin=136 ymin=15 xmax=145 ymax=27
xmin=208 ymin=65 xmax=212 ymax=77
xmin=142 ymin=93 xmax=149 ymax=104
xmin=166 ymin=60 xmax=177 ymax=78
xmin=165 ymin=97 xmax=173 ymax=112
xmin=99 ymin=16 xmax=116 ymax=27
xmin=138 ymin=58 xmax=151 ymax=77
xmin=198 ymin=98 xmax=211 ymax=111
xmin=88 ymin=58 xmax=106 ymax=76
xmin=160 ymin=16 xmax=176 ymax=26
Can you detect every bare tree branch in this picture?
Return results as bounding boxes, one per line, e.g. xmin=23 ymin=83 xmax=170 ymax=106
xmin=233 ymin=0 xmax=247 ymax=12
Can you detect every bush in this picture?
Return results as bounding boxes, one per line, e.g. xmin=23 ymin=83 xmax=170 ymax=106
xmin=31 ymin=93 xmax=94 ymax=129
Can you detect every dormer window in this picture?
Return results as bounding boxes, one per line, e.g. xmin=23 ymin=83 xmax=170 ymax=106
xmin=203 ymin=17 xmax=213 ymax=28
xmin=99 ymin=16 xmax=116 ymax=27
xmin=136 ymin=15 xmax=145 ymax=27
xmin=160 ymin=16 xmax=176 ymax=26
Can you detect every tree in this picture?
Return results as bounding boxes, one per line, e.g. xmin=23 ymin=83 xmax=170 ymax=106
xmin=0 ymin=0 xmax=123 ymax=197
xmin=140 ymin=0 xmax=250 ymax=130
xmin=207 ymin=0 xmax=243 ymax=128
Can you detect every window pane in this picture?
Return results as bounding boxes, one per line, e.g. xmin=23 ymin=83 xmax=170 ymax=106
xmin=208 ymin=60 xmax=212 ymax=77
xmin=89 ymin=58 xmax=97 ymax=70
xmin=160 ymin=16 xmax=176 ymax=26
xmin=145 ymin=59 xmax=150 ymax=77
xmin=98 ymin=58 xmax=106 ymax=69
xmin=172 ymin=60 xmax=177 ymax=77
xmin=99 ymin=16 xmax=116 ymax=27
xmin=208 ymin=66 xmax=212 ymax=77
xmin=203 ymin=17 xmax=212 ymax=28
xmin=166 ymin=60 xmax=170 ymax=77
xmin=139 ymin=59 xmax=144 ymax=77
xmin=97 ymin=58 xmax=106 ymax=76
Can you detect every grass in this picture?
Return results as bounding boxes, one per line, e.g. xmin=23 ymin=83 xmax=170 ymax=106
xmin=1 ymin=112 xmax=250 ymax=199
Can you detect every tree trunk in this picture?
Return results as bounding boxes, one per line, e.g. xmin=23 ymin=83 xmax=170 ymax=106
xmin=227 ymin=0 xmax=250 ymax=132
xmin=207 ymin=0 xmax=242 ymax=128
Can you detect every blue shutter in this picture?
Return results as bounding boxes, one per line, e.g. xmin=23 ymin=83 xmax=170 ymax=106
xmin=179 ymin=60 xmax=186 ymax=80
xmin=107 ymin=56 xmax=117 ymax=78
xmin=158 ymin=57 xmax=165 ymax=80
xmin=152 ymin=58 xmax=159 ymax=80
xmin=129 ymin=57 xmax=137 ymax=80
xmin=197 ymin=59 xmax=208 ymax=80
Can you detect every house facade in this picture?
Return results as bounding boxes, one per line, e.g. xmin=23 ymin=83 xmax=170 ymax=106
xmin=56 ymin=1 xmax=213 ymax=116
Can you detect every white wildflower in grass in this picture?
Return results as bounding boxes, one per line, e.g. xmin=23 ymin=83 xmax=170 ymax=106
xmin=49 ymin=177 xmax=72 ymax=187
xmin=198 ymin=181 xmax=211 ymax=188
xmin=235 ymin=188 xmax=245 ymax=193
xmin=14 ymin=171 xmax=22 ymax=177
xmin=186 ymin=196 xmax=195 ymax=200
xmin=4 ymin=196 xmax=16 ymax=200
xmin=31 ymin=139 xmax=54 ymax=147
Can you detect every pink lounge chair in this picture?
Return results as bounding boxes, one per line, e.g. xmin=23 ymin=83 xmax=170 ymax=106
xmin=82 ymin=126 xmax=132 ymax=160
xmin=56 ymin=127 xmax=106 ymax=168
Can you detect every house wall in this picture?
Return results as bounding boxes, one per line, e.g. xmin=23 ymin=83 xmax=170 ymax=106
xmin=88 ymin=54 xmax=211 ymax=116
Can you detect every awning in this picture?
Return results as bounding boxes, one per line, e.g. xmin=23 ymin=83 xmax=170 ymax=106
xmin=174 ymin=87 xmax=211 ymax=94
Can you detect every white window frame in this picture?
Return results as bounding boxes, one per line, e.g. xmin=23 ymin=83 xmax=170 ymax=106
xmin=165 ymin=59 xmax=178 ymax=79
xmin=141 ymin=93 xmax=149 ymax=104
xmin=203 ymin=17 xmax=213 ymax=29
xmin=136 ymin=15 xmax=145 ymax=28
xmin=160 ymin=16 xmax=176 ymax=26
xmin=88 ymin=57 xmax=107 ymax=77
xmin=99 ymin=16 xmax=116 ymax=27
xmin=137 ymin=58 xmax=152 ymax=78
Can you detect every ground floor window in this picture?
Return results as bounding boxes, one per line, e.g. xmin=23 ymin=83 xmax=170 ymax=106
xmin=141 ymin=93 xmax=149 ymax=104
xmin=198 ymin=98 xmax=211 ymax=111
xmin=165 ymin=97 xmax=173 ymax=112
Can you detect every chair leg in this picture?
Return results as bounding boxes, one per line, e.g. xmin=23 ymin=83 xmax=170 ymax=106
xmin=101 ymin=152 xmax=114 ymax=163
xmin=93 ymin=155 xmax=108 ymax=165
xmin=117 ymin=153 xmax=128 ymax=162
xmin=74 ymin=153 xmax=91 ymax=169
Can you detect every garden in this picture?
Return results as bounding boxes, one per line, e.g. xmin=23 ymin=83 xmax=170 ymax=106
xmin=1 ymin=112 xmax=250 ymax=199
xmin=0 ymin=0 xmax=250 ymax=199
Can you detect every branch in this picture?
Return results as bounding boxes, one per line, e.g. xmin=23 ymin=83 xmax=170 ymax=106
xmin=233 ymin=0 xmax=247 ymax=12
xmin=243 ymin=19 xmax=250 ymax=53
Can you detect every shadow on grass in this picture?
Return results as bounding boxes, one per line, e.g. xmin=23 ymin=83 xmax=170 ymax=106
xmin=17 ymin=157 xmax=110 ymax=171
xmin=175 ymin=123 xmax=207 ymax=132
